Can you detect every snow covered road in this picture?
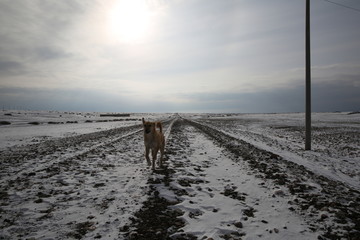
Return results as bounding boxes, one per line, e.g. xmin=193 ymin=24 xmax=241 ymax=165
xmin=162 ymin=122 xmax=317 ymax=239
xmin=123 ymin=119 xmax=360 ymax=239
xmin=1 ymin=112 xmax=359 ymax=239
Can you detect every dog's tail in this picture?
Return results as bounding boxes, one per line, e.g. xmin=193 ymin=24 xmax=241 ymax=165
xmin=156 ymin=122 xmax=163 ymax=133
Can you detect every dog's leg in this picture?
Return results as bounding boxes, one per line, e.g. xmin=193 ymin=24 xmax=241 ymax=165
xmin=151 ymin=149 xmax=158 ymax=170
xmin=160 ymin=137 xmax=165 ymax=167
xmin=159 ymin=145 xmax=164 ymax=167
xmin=145 ymin=147 xmax=151 ymax=166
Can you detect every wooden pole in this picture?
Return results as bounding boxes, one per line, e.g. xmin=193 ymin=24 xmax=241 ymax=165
xmin=305 ymin=0 xmax=311 ymax=150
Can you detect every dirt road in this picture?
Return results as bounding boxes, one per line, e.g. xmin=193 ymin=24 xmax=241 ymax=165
xmin=125 ymin=119 xmax=360 ymax=240
xmin=1 ymin=118 xmax=359 ymax=239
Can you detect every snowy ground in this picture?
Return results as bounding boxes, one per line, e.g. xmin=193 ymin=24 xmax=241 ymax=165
xmin=193 ymin=112 xmax=360 ymax=190
xmin=0 ymin=110 xmax=167 ymax=149
xmin=0 ymin=110 xmax=359 ymax=239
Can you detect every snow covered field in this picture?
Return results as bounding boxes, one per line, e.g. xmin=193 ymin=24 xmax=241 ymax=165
xmin=192 ymin=112 xmax=360 ymax=190
xmin=0 ymin=111 xmax=166 ymax=149
xmin=0 ymin=110 xmax=359 ymax=239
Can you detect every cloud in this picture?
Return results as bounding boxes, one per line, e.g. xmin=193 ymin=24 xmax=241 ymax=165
xmin=0 ymin=1 xmax=89 ymax=81
xmin=312 ymin=77 xmax=360 ymax=112
xmin=1 ymin=74 xmax=358 ymax=113
xmin=0 ymin=60 xmax=26 ymax=76
xmin=162 ymin=74 xmax=360 ymax=113
xmin=0 ymin=1 xmax=359 ymax=113
xmin=33 ymin=47 xmax=73 ymax=61
xmin=0 ymin=87 xmax=134 ymax=112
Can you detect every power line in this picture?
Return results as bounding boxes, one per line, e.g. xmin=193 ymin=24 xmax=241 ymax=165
xmin=323 ymin=0 xmax=360 ymax=13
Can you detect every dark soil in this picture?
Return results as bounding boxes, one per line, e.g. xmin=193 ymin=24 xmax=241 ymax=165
xmin=186 ymin=119 xmax=360 ymax=240
xmin=122 ymin=120 xmax=196 ymax=240
xmin=122 ymin=118 xmax=360 ymax=239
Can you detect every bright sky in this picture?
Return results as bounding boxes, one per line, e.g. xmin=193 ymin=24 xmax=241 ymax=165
xmin=0 ymin=0 xmax=359 ymax=113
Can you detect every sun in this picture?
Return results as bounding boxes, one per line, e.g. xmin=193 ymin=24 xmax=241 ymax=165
xmin=108 ymin=0 xmax=152 ymax=44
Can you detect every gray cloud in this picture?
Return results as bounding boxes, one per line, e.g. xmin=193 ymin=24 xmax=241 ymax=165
xmin=0 ymin=87 xmax=133 ymax=112
xmin=0 ymin=60 xmax=27 ymax=76
xmin=0 ymin=1 xmax=87 ymax=62
xmin=0 ymin=1 xmax=359 ymax=113
xmin=312 ymin=77 xmax=360 ymax=112
xmin=0 ymin=0 xmax=87 ymax=83
xmin=172 ymin=76 xmax=360 ymax=113
xmin=0 ymin=60 xmax=22 ymax=71
xmin=1 ymin=76 xmax=358 ymax=113
xmin=34 ymin=47 xmax=72 ymax=61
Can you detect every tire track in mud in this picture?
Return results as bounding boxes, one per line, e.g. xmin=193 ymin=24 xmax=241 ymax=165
xmin=0 ymin=120 xmax=174 ymax=239
xmin=201 ymin=118 xmax=360 ymax=191
xmin=186 ymin=119 xmax=360 ymax=240
xmin=121 ymin=119 xmax=188 ymax=240
xmin=124 ymin=119 xmax=317 ymax=239
xmin=125 ymin=119 xmax=359 ymax=240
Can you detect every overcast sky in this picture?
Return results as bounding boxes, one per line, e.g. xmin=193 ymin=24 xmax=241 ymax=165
xmin=0 ymin=0 xmax=359 ymax=113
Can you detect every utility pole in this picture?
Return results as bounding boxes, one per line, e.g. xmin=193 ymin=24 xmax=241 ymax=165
xmin=305 ymin=0 xmax=311 ymax=150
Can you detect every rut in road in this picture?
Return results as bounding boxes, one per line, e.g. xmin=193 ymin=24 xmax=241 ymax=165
xmin=124 ymin=119 xmax=318 ymax=240
xmin=0 ymin=121 xmax=174 ymax=240
xmin=187 ymin=119 xmax=360 ymax=239
xmin=0 ymin=124 xmax=144 ymax=176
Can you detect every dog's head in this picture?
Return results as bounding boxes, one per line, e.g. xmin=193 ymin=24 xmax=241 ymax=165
xmin=142 ymin=118 xmax=155 ymax=134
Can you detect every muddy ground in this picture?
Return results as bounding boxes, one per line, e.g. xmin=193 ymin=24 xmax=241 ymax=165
xmin=124 ymin=119 xmax=359 ymax=239
xmin=0 ymin=117 xmax=359 ymax=239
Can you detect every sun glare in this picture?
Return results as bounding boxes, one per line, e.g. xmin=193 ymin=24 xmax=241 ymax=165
xmin=108 ymin=0 xmax=152 ymax=44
